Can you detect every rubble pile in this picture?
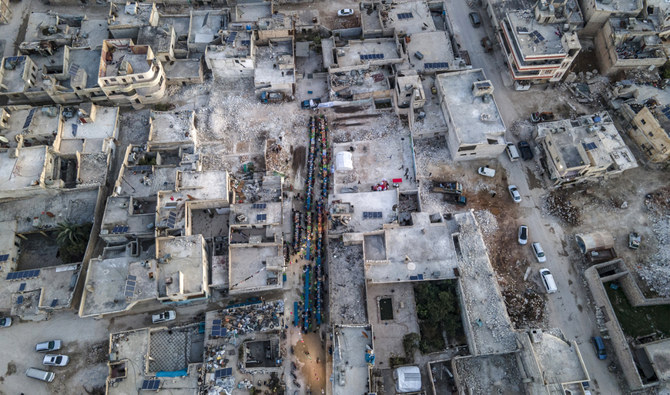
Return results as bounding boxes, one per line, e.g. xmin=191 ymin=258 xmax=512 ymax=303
xmin=638 ymin=188 xmax=670 ymax=297
xmin=502 ymin=290 xmax=545 ymax=328
xmin=543 ymin=190 xmax=581 ymax=226
xmin=219 ymin=300 xmax=284 ymax=336
xmin=473 ymin=210 xmax=498 ymax=236
xmin=507 ymin=119 xmax=534 ymax=139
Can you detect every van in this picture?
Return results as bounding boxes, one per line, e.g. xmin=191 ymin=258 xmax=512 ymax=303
xmin=540 ymin=268 xmax=557 ymax=294
xmin=506 ymin=143 xmax=520 ymax=161
xmin=26 ymin=367 xmax=55 ymax=383
xmin=592 ymin=336 xmax=607 ymax=359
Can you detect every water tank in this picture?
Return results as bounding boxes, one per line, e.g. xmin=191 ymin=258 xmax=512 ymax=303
xmin=575 ymin=231 xmax=614 ymax=254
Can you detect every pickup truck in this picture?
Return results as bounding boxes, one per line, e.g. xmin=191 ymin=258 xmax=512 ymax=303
xmin=260 ymin=91 xmax=284 ymax=103
xmin=518 ymin=141 xmax=534 ymax=161
xmin=445 ymin=194 xmax=467 ymax=206
xmin=431 ymin=181 xmax=463 ymax=195
xmin=152 ymin=310 xmax=176 ymax=324
xmin=301 ymin=98 xmax=321 ymax=109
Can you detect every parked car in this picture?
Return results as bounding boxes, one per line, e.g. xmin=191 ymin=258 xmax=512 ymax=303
xmin=301 ymin=98 xmax=321 ymax=109
xmin=518 ymin=141 xmax=534 ymax=160
xmin=530 ymin=112 xmax=555 ymax=123
xmin=506 ymin=143 xmax=520 ymax=161
xmin=337 ymin=9 xmax=354 ymax=16
xmin=26 ymin=367 xmax=55 ymax=383
xmin=532 ymin=242 xmax=547 ymax=263
xmin=592 ymin=336 xmax=607 ymax=360
xmin=469 ymin=12 xmax=481 ymax=27
xmin=477 ymin=166 xmax=496 ymax=177
xmin=508 ymin=185 xmax=521 ymax=203
xmin=152 ymin=310 xmax=176 ymax=324
xmin=628 ymin=232 xmax=641 ymax=249
xmin=518 ymin=225 xmax=528 ymax=245
xmin=36 ymin=340 xmax=62 ymax=353
xmin=0 ymin=317 xmax=11 ymax=327
xmin=43 ymin=354 xmax=69 ymax=367
xmin=539 ymin=268 xmax=557 ymax=294
xmin=445 ymin=194 xmax=467 ymax=206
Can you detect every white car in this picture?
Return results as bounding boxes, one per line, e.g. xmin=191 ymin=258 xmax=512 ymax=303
xmin=0 ymin=317 xmax=11 ymax=327
xmin=477 ymin=166 xmax=496 ymax=177
xmin=152 ymin=310 xmax=176 ymax=324
xmin=337 ymin=9 xmax=354 ymax=16
xmin=36 ymin=340 xmax=62 ymax=352
xmin=518 ymin=225 xmax=528 ymax=245
xmin=43 ymin=354 xmax=69 ymax=366
xmin=508 ymin=185 xmax=521 ymax=203
xmin=539 ymin=268 xmax=557 ymax=293
xmin=532 ymin=242 xmax=546 ymax=263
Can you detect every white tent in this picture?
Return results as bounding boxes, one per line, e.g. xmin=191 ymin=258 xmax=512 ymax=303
xmin=395 ymin=366 xmax=422 ymax=393
xmin=335 ymin=151 xmax=353 ymax=171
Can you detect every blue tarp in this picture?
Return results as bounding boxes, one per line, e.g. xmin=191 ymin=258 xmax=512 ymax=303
xmin=156 ymin=370 xmax=187 ymax=377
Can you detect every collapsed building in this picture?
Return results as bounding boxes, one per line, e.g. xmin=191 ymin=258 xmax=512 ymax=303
xmin=534 ymin=111 xmax=638 ymax=187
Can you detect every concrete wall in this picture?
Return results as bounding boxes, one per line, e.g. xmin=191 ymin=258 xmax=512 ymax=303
xmin=584 ymin=263 xmax=647 ymax=390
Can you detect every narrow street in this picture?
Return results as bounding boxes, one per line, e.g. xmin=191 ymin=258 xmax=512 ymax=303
xmin=444 ymin=0 xmax=622 ymax=392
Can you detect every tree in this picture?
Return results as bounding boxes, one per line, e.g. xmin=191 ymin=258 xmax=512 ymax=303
xmin=55 ymin=222 xmax=92 ymax=263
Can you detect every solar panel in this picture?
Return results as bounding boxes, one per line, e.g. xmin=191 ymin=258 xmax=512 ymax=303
xmin=23 ymin=108 xmax=36 ymax=129
xmin=5 ymin=273 xmax=12 ymax=280
xmin=226 ymin=32 xmax=237 ymax=44
xmin=19 ymin=283 xmax=25 ymax=291
xmin=409 ymin=275 xmax=418 ymax=280
xmin=213 ymin=319 xmax=221 ymax=325
xmin=16 ymin=295 xmax=23 ymax=305
xmin=51 ymin=299 xmax=58 ymax=307
xmin=69 ymin=63 xmax=80 ymax=76
xmin=128 ymin=275 xmax=136 ymax=281
xmin=71 ymin=124 xmax=78 ymax=137
xmin=0 ymin=254 xmax=8 ymax=262
xmin=256 ymin=214 xmax=267 ymax=221
xmin=141 ymin=379 xmax=160 ymax=390
xmin=241 ymin=40 xmax=250 ymax=46
xmin=418 ymin=274 xmax=424 ymax=280
xmin=122 ymin=226 xmax=129 ymax=233
xmin=252 ymin=203 xmax=266 ymax=209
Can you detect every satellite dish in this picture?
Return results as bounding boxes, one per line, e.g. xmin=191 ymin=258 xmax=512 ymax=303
xmin=407 ymin=262 xmax=416 ymax=271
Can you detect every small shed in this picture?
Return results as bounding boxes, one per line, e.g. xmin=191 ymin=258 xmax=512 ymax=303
xmin=394 ymin=365 xmax=421 ymax=393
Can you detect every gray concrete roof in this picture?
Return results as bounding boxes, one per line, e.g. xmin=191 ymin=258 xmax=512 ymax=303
xmin=436 ymin=69 xmax=506 ymax=144
xmin=332 ymin=325 xmax=373 ymax=395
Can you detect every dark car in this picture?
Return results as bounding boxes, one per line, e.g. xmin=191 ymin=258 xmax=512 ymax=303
xmin=518 ymin=141 xmax=534 ymax=161
xmin=592 ymin=336 xmax=607 ymax=360
xmin=469 ymin=12 xmax=481 ymax=27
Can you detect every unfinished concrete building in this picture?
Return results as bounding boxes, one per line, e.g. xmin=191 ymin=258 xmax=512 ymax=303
xmin=594 ymin=17 xmax=667 ymax=75
xmin=579 ymin=0 xmax=643 ymax=36
xmin=617 ymin=84 xmax=670 ymax=163
xmin=436 ymin=69 xmax=506 ymax=160
xmin=107 ymin=2 xmax=159 ymax=39
xmin=99 ymin=39 xmax=167 ymax=107
xmin=254 ymin=37 xmax=296 ymax=96
xmin=205 ymin=31 xmax=255 ymax=79
xmin=535 ymin=112 xmax=638 ymax=187
xmin=497 ymin=10 xmax=582 ymax=86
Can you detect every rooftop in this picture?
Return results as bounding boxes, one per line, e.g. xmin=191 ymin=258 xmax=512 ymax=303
xmin=100 ymin=195 xmax=155 ymax=238
xmin=641 ymin=338 xmax=670 ymax=381
xmin=1 ymin=56 xmax=31 ymax=92
xmin=148 ymin=110 xmax=197 ymax=148
xmin=188 ymin=11 xmax=225 ymax=47
xmin=176 ymin=170 xmax=229 ymax=203
xmin=156 ymin=235 xmax=208 ymax=298
xmin=506 ymin=11 xmax=567 ymax=57
xmin=0 ymin=146 xmax=48 ymax=192
xmin=332 ymin=325 xmax=373 ymax=395
xmin=100 ymin=39 xmax=151 ymax=78
xmin=137 ymin=26 xmax=174 ymax=54
xmin=80 ymin=244 xmax=158 ymax=317
xmin=536 ymin=112 xmax=638 ymax=173
xmin=363 ymin=213 xmax=459 ymax=283
xmin=65 ymin=47 xmax=103 ymax=89
xmin=228 ymin=243 xmax=283 ymax=294
xmin=381 ymin=1 xmax=435 ymax=34
xmin=527 ymin=330 xmax=589 ymax=385
xmin=206 ymin=31 xmax=253 ymax=59
xmin=57 ymin=106 xmax=120 ymax=155
xmin=595 ymin=0 xmax=642 ymax=13
xmin=453 ymin=353 xmax=524 ymax=393
xmin=333 ymin=38 xmax=402 ymax=69
xmin=403 ymin=31 xmax=458 ymax=73
xmin=1 ymin=106 xmax=61 ymax=148
xmin=254 ymin=39 xmax=295 ymax=86
xmin=74 ymin=19 xmax=108 ymax=49
xmin=107 ymin=327 xmax=201 ymax=395
xmin=108 ymin=2 xmax=157 ymax=28
xmin=436 ymin=69 xmax=506 ymax=143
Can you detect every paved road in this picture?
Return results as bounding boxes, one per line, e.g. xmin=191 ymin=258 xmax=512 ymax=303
xmin=444 ymin=1 xmax=622 ymax=392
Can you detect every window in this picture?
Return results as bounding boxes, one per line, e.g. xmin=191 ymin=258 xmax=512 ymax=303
xmin=138 ymin=75 xmax=144 ymax=79
xmin=458 ymin=145 xmax=476 ymax=152
xmin=487 ymin=138 xmax=498 ymax=144
xmin=641 ymin=119 xmax=646 ymax=125
xmin=648 ymin=132 xmax=654 ymax=137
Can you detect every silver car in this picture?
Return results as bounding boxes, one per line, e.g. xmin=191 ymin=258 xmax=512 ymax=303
xmin=532 ymin=242 xmax=547 ymax=263
xmin=508 ymin=185 xmax=521 ymax=203
xmin=43 ymin=354 xmax=69 ymax=366
xmin=36 ymin=340 xmax=62 ymax=352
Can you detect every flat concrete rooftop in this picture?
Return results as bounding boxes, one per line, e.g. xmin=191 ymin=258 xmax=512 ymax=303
xmin=404 ymin=31 xmax=457 ymax=73
xmin=177 ymin=170 xmax=228 ymax=202
xmin=156 ymin=235 xmax=207 ymax=298
xmin=58 ymin=106 xmax=119 ymax=155
xmin=531 ymin=331 xmax=589 ymax=385
xmin=254 ymin=41 xmax=295 ymax=86
xmin=0 ymin=146 xmax=47 ymax=192
xmin=382 ymin=1 xmax=435 ymax=34
xmin=229 ymin=244 xmax=282 ymax=293
xmin=506 ymin=12 xmax=565 ymax=57
xmin=102 ymin=42 xmax=151 ymax=77
xmin=334 ymin=38 xmax=401 ymax=68
xmin=453 ymin=352 xmax=524 ymax=393
xmin=642 ymin=339 xmax=670 ymax=381
xmin=364 ymin=212 xmax=459 ymax=283
xmin=436 ymin=69 xmax=506 ymax=144
xmin=149 ymin=110 xmax=196 ymax=146
xmin=332 ymin=325 xmax=373 ymax=395
xmin=1 ymin=106 xmax=61 ymax=148
xmin=1 ymin=56 xmax=30 ymax=92
xmin=595 ymin=0 xmax=641 ymax=12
